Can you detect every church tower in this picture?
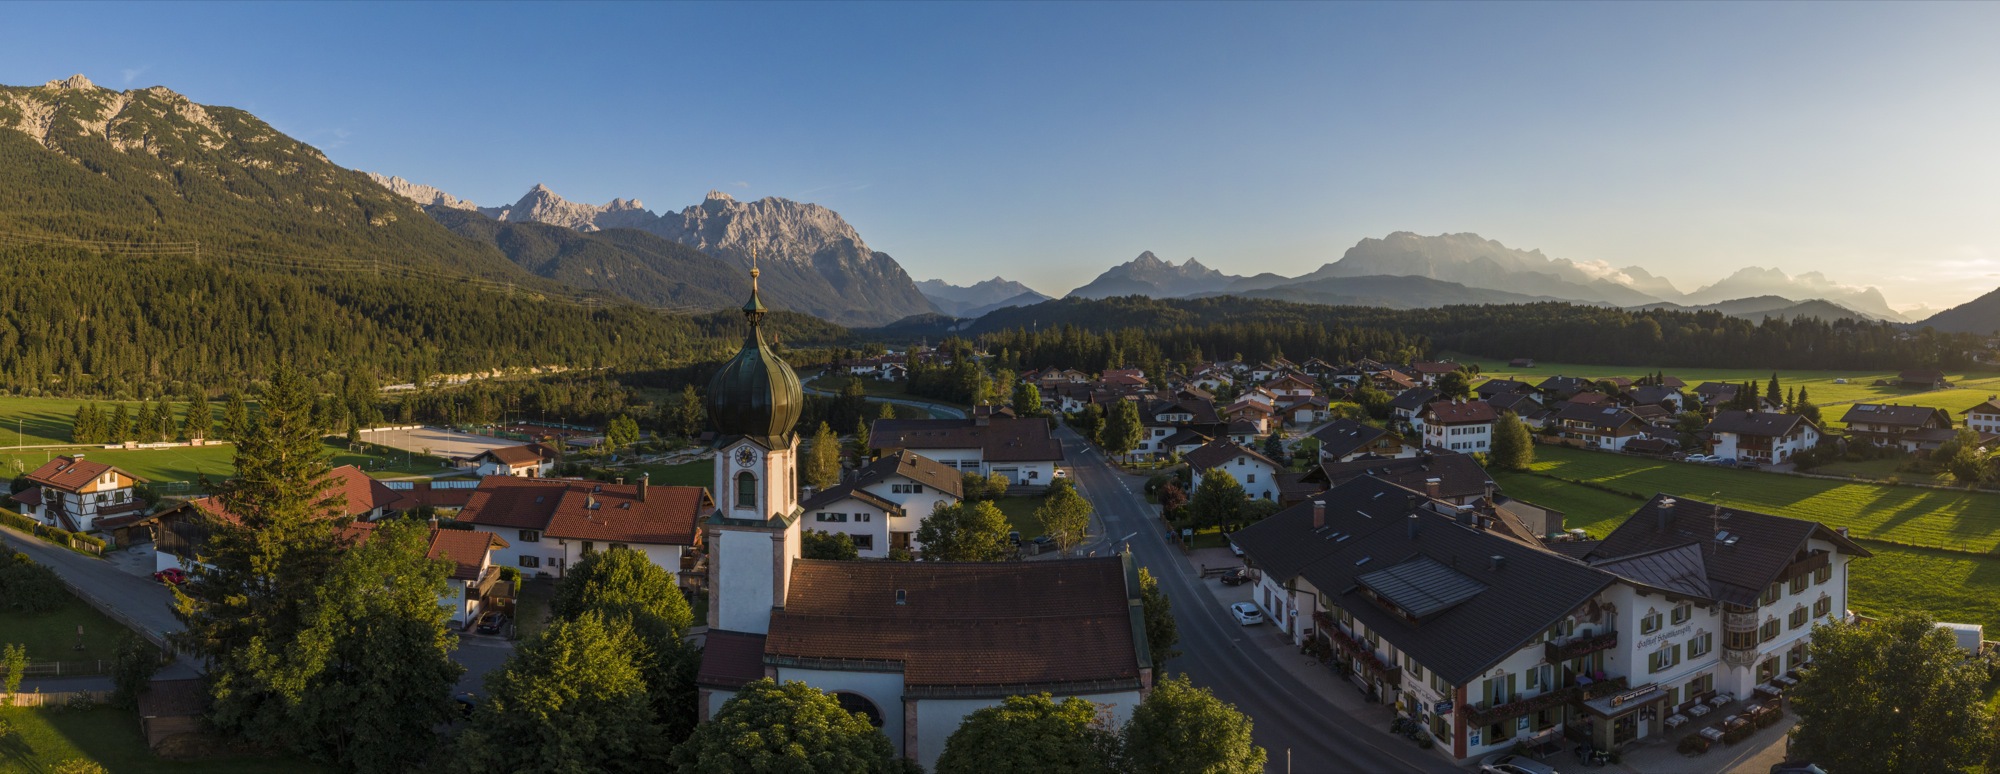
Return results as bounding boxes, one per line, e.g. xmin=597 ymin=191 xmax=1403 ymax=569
xmin=703 ymin=255 xmax=805 ymax=634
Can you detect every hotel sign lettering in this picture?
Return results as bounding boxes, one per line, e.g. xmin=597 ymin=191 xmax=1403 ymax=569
xmin=1636 ymin=624 xmax=1692 ymax=652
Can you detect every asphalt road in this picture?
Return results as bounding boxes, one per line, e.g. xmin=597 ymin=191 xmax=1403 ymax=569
xmin=1056 ymin=427 xmax=1457 ymax=774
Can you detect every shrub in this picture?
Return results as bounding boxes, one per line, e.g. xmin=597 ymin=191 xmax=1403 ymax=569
xmin=1680 ymin=733 xmax=1711 ymax=755
xmin=50 ymin=759 xmax=107 ymax=774
xmin=0 ymin=508 xmax=35 ymax=531
xmin=0 ymin=551 xmax=67 ymax=613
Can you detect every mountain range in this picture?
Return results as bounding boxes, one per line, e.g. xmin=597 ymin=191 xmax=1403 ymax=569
xmin=366 ymin=178 xmax=937 ymax=326
xmin=1057 ymin=232 xmax=1920 ymax=324
xmin=915 ymin=277 xmax=1051 ymax=318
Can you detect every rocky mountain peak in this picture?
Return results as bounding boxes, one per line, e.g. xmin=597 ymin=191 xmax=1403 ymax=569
xmin=47 ymin=74 xmax=98 ymax=91
xmin=705 ymin=190 xmax=736 ymax=203
xmin=364 ymin=172 xmax=480 ymax=211
xmin=1131 ymin=251 xmax=1166 ymax=268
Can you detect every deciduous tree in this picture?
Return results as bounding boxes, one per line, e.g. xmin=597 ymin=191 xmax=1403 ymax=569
xmin=1436 ymin=370 xmax=1472 ymax=400
xmin=1035 ymin=478 xmax=1093 ymax=557
xmin=1100 ymin=399 xmax=1142 ymax=460
xmin=1189 ymin=469 xmax=1246 ymax=532
xmin=1487 ymin=411 xmax=1534 ymax=472
xmin=1012 ymin=381 xmax=1043 ymax=418
xmin=936 ymin=693 xmax=1116 ymax=774
xmin=803 ymin=422 xmax=842 ymax=491
xmin=668 ymin=678 xmax=905 ymax=773
xmin=914 ymin=500 xmax=1012 ymax=562
xmin=1121 ymin=675 xmax=1265 ymax=774
xmin=1138 ymin=568 xmax=1180 ymax=671
xmin=459 ymin=613 xmax=658 ymax=774
xmin=1791 ymin=611 xmax=1991 ymax=774
xmin=802 ymin=530 xmax=860 ymax=560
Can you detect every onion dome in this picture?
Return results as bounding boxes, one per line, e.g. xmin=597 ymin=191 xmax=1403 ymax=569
xmin=705 ymin=257 xmax=802 ymax=448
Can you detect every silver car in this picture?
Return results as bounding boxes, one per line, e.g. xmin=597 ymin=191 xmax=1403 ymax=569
xmin=1478 ymin=753 xmax=1559 ymax=774
xmin=1229 ymin=602 xmax=1265 ymax=626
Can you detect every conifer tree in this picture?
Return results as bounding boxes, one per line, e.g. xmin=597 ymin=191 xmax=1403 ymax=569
xmin=1768 ymin=373 xmax=1782 ymax=405
xmin=70 ymin=404 xmax=92 ymax=444
xmin=133 ymin=400 xmax=155 ymax=443
xmin=106 ymin=403 xmax=131 ymax=444
xmin=222 ymin=392 xmax=250 ymax=441
xmin=184 ymin=392 xmax=212 ymax=440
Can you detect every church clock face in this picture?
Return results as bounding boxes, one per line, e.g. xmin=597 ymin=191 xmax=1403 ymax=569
xmin=734 ymin=447 xmax=758 ymax=467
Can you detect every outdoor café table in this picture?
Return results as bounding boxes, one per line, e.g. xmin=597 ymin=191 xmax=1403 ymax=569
xmin=1775 ymin=675 xmax=1799 ymax=687
xmin=1665 ymin=714 xmax=1689 ymax=729
xmin=1710 ymin=692 xmax=1734 ymax=707
xmin=1700 ymin=726 xmax=1725 ymax=742
xmin=1689 ymin=703 xmax=1712 ymax=717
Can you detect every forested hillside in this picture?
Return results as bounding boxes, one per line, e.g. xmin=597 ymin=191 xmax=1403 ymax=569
xmin=428 ymin=209 xmax=748 ymax=312
xmin=887 ymin=296 xmax=1985 ymax=372
xmin=0 ymin=77 xmax=843 ymax=397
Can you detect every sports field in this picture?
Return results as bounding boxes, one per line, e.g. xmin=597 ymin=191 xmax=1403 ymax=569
xmin=1450 ymin=355 xmax=2000 ymax=417
xmin=2 ymin=441 xmax=450 ymax=494
xmin=1493 ymin=445 xmax=2000 ymax=630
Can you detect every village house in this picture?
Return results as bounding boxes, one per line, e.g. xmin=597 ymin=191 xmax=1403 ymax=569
xmin=1310 ymin=419 xmax=1410 ymax=463
xmin=1390 ymin=388 xmax=1440 ymax=431
xmin=1626 ymin=385 xmax=1686 ymax=414
xmin=1475 ymin=379 xmax=1535 ymax=400
xmin=869 ymin=414 xmax=1065 ymax=485
xmin=456 ymin=475 xmax=708 ymax=582
xmin=1263 ymin=373 xmax=1317 ymax=399
xmin=151 ymin=465 xmax=400 ymax=573
xmin=11 ymin=455 xmax=146 ymax=537
xmin=1421 ymin=400 xmax=1497 ymax=454
xmin=383 ymin=478 xmax=482 ymax=515
xmin=1839 ymin=403 xmax=1953 ymax=451
xmin=1898 ymin=369 xmax=1951 ymax=390
xmin=470 ymin=443 xmax=560 ymax=478
xmin=1705 ymin=411 xmax=1821 ymax=464
xmin=1316 ymin=451 xmax=1496 ymax=506
xmin=343 ymin=521 xmax=511 ymax=628
xmin=1408 ymin=361 xmax=1461 ymax=387
xmin=798 ymin=450 xmax=964 ymax=558
xmin=1220 ymin=400 xmax=1275 ymax=435
xmin=1536 ymin=376 xmax=1592 ymax=401
xmin=1224 ymin=419 xmax=1262 ymax=447
xmin=1185 ymin=440 xmax=1282 ymax=501
xmin=1550 ymin=404 xmax=1651 ymax=452
xmin=1963 ymin=399 xmax=2000 ymax=436
xmin=1276 ymin=396 xmax=1331 ymax=428
xmin=1690 ymin=382 xmax=1739 ymax=412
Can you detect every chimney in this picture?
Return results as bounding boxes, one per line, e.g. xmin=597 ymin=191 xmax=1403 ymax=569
xmin=1312 ymin=500 xmax=1326 ymax=529
xmin=1490 ymin=555 xmax=1506 ymax=571
xmin=615 ymin=477 xmax=625 ymax=485
xmin=639 ymin=473 xmax=649 ymax=502
xmin=1425 ymin=478 xmax=1441 ymax=499
xmin=1657 ymin=497 xmax=1676 ymax=531
xmin=1408 ymin=512 xmax=1420 ymax=540
xmin=1835 ymin=526 xmax=1849 ymax=538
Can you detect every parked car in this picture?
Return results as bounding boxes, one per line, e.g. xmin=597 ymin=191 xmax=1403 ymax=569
xmin=1220 ymin=567 xmax=1250 ymax=586
xmin=151 ymin=568 xmax=187 ymax=586
xmin=1054 ymin=468 xmax=1069 ymax=479
xmin=1479 ymin=752 xmax=1559 ymax=774
xmin=1684 ymin=454 xmax=1713 ymax=463
xmin=1229 ymin=602 xmax=1264 ymax=626
xmin=1227 ymin=538 xmax=1244 ymax=557
xmin=1713 ymin=457 xmax=1738 ymax=466
xmin=476 ymin=612 xmax=509 ymax=636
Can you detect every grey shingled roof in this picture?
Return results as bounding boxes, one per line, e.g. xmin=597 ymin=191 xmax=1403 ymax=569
xmin=1705 ymin=410 xmax=1816 ymax=438
xmin=1310 ymin=419 xmax=1389 ymax=459
xmin=1228 ymin=477 xmax=1432 ymax=583
xmin=1592 ymin=543 xmax=1712 ymax=599
xmin=1839 ymin=404 xmax=1951 ymax=429
xmin=1387 ymin=388 xmax=1438 ymax=412
xmin=1320 ymin=452 xmax=1494 ymax=502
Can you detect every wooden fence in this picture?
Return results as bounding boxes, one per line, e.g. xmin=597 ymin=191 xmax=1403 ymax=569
xmin=3 ymin=688 xmax=113 ymax=707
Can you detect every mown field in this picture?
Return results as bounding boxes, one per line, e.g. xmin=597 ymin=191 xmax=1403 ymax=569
xmin=1450 ymin=354 xmax=2000 ymax=418
xmin=2 ymin=441 xmax=449 ymax=494
xmin=1493 ymin=445 xmax=2000 ymax=630
xmin=0 ymin=705 xmax=322 ymax=774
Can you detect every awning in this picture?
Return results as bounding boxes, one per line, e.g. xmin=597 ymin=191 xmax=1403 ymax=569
xmin=1580 ymin=682 xmax=1666 ymax=718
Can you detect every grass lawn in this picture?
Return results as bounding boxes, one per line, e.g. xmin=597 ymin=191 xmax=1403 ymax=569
xmin=0 ymin=397 xmax=245 ymax=449
xmin=1522 ymin=445 xmax=2000 ymax=554
xmin=1448 ymin=354 xmax=2000 ymax=412
xmin=1493 ymin=446 xmax=2000 ymax=630
xmin=0 ymin=705 xmax=321 ymax=773
xmin=1809 ymin=458 xmax=1949 ymax=485
xmin=1 ymin=440 xmax=449 ymax=495
xmin=625 ymin=459 xmax=714 ymax=488
xmin=0 ymin=584 xmax=141 ymax=667
xmin=992 ymin=495 xmax=1048 ymax=538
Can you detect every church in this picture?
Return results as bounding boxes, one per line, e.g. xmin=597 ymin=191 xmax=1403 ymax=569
xmin=694 ymin=264 xmax=1154 ymax=770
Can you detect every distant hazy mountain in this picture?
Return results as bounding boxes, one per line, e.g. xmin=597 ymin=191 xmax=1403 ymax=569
xmin=1068 ymin=251 xmax=1242 ymax=299
xmin=917 ymin=277 xmax=1051 ymax=317
xmin=1916 ymin=287 xmax=2000 ymax=333
xmin=1290 ymin=232 xmax=1667 ymax=307
xmin=370 ymin=179 xmax=938 ymax=326
xmin=1634 ymin=295 xmax=1879 ymax=323
xmin=1202 ymin=275 xmax=1567 ymax=309
xmin=1682 ymin=267 xmax=1904 ymax=322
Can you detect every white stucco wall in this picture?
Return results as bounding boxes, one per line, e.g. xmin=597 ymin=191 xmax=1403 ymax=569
xmin=715 ymin=528 xmax=777 ymax=634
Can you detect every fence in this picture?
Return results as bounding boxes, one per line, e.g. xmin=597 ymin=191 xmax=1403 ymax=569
xmin=3 ymin=688 xmax=113 ymax=707
xmin=13 ymin=658 xmax=114 ymax=678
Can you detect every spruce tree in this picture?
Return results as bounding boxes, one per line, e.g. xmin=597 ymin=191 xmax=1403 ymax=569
xmin=133 ymin=400 xmax=155 ymax=443
xmin=222 ymin=392 xmax=250 ymax=441
xmin=157 ymin=401 xmax=180 ymax=442
xmin=70 ymin=404 xmax=92 ymax=444
xmin=1768 ymin=373 xmax=1782 ymax=405
xmin=106 ymin=403 xmax=131 ymax=444
xmin=184 ymin=392 xmax=212 ymax=440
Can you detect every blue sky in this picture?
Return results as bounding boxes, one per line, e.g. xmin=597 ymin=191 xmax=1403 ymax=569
xmin=6 ymin=2 xmax=2000 ymax=310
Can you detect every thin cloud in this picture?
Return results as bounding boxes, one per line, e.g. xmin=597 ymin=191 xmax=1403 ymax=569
xmin=732 ymin=180 xmax=750 ymax=189
xmin=120 ymin=65 xmax=151 ymax=85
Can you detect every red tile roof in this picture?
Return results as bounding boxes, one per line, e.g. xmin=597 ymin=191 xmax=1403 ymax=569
xmin=25 ymin=456 xmax=139 ymax=492
xmin=1424 ymin=400 xmax=1497 ymax=424
xmin=475 ymin=443 xmax=558 ymax=467
xmin=457 ymin=477 xmax=708 ymax=546
xmin=388 ymin=482 xmax=478 ymax=512
xmin=339 ymin=522 xmax=507 ymax=581
xmin=9 ymin=487 xmax=42 ymax=509
xmin=698 ymin=631 xmax=770 ymax=689
xmin=186 ymin=466 xmax=398 ymax=525
xmin=764 ymin=558 xmax=1143 ymax=689
xmin=1183 ymin=440 xmax=1280 ymax=474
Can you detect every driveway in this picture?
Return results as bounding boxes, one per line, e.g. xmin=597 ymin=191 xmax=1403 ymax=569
xmin=1057 ymin=427 xmax=1455 ymax=773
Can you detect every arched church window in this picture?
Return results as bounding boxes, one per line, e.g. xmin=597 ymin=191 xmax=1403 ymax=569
xmin=736 ymin=471 xmax=757 ymax=509
xmin=833 ymin=691 xmax=884 ymax=727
